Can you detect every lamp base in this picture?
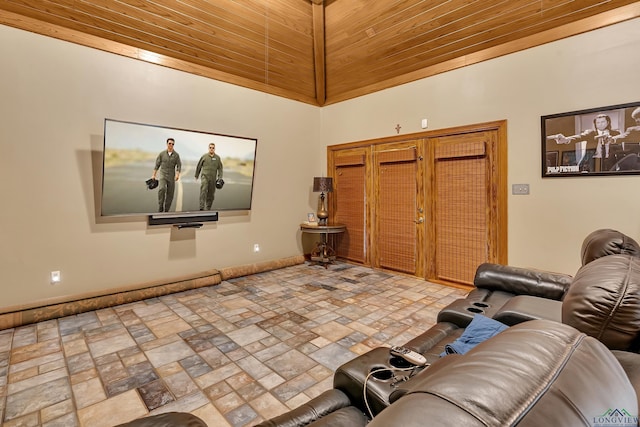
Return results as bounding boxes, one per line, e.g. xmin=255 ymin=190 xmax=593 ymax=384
xmin=316 ymin=214 xmax=328 ymax=226
xmin=317 ymin=192 xmax=329 ymax=226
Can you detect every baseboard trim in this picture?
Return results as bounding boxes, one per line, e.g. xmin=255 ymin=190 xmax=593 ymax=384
xmin=219 ymin=255 xmax=305 ymax=280
xmin=0 ymin=255 xmax=305 ymax=330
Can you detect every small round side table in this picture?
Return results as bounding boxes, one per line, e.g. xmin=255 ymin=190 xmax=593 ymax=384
xmin=300 ymin=223 xmax=346 ymax=267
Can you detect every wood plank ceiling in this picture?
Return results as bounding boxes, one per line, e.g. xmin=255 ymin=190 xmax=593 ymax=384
xmin=1 ymin=0 xmax=639 ymax=106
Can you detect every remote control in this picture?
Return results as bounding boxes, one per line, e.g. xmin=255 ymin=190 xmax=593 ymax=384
xmin=390 ymin=346 xmax=428 ymax=366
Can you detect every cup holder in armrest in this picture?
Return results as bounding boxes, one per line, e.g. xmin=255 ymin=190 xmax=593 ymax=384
xmin=472 ymin=302 xmax=490 ymax=308
xmin=389 ymin=356 xmax=413 ymax=369
xmin=466 ymin=301 xmax=491 ymax=314
xmin=370 ymin=367 xmax=393 ymax=381
xmin=438 ymin=298 xmax=486 ymax=326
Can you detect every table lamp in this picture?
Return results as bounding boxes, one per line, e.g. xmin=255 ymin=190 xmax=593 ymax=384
xmin=313 ymin=177 xmax=333 ymax=225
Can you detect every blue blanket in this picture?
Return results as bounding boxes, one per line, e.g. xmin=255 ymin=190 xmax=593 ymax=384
xmin=442 ymin=314 xmax=508 ymax=356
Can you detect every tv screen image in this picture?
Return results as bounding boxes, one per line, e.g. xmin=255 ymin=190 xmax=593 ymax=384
xmin=102 ymin=119 xmax=257 ymax=217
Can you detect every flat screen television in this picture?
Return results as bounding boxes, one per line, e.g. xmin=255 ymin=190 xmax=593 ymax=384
xmin=101 ymin=119 xmax=257 ymax=224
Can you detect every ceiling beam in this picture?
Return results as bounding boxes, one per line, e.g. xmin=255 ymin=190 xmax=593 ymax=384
xmin=311 ymin=0 xmax=325 ymax=105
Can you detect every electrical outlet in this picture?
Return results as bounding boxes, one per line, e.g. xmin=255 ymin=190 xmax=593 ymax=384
xmin=253 ymin=244 xmax=260 ymax=253
xmin=50 ymin=271 xmax=61 ymax=284
xmin=512 ymin=184 xmax=530 ymax=195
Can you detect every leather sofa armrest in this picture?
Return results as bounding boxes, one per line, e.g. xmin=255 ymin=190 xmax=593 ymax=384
xmin=388 ymin=354 xmax=462 ymax=404
xmin=474 ymin=263 xmax=572 ymax=300
xmin=115 ymin=412 xmax=207 ymax=427
xmin=254 ymin=389 xmax=364 ymax=427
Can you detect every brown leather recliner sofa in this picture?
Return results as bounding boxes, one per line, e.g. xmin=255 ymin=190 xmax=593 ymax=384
xmin=368 ymin=319 xmax=639 ymax=427
xmin=256 ymin=229 xmax=640 ymax=426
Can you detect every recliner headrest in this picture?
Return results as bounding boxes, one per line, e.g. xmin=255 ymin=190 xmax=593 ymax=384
xmin=563 ymin=254 xmax=640 ymax=351
xmin=581 ymin=229 xmax=640 ymax=266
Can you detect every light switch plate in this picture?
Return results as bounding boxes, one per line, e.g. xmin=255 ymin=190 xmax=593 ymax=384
xmin=512 ymin=184 xmax=530 ymax=195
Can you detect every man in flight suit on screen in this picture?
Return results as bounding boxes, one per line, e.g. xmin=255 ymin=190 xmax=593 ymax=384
xmin=152 ymin=138 xmax=181 ymax=212
xmin=195 ymin=143 xmax=223 ymax=211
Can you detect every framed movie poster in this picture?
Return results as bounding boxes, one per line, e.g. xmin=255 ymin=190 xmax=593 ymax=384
xmin=541 ymin=101 xmax=640 ymax=177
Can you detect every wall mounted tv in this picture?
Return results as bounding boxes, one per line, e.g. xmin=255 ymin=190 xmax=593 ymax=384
xmin=102 ymin=119 xmax=257 ymax=224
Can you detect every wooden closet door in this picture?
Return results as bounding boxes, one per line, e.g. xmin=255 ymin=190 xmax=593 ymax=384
xmin=331 ymin=149 xmax=369 ymax=263
xmin=373 ymin=143 xmax=424 ymax=275
xmin=430 ymin=132 xmax=492 ymax=285
xmin=328 ymin=121 xmax=507 ymax=287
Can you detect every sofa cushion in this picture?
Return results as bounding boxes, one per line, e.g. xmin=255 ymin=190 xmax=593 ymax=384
xmin=562 ymin=254 xmax=640 ymax=351
xmin=492 ymin=295 xmax=562 ymax=326
xmin=367 ymin=320 xmax=637 ymax=427
xmin=581 ymin=228 xmax=640 ymax=266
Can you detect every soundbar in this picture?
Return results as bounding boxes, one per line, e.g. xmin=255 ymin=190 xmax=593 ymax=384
xmin=148 ymin=212 xmax=218 ymax=227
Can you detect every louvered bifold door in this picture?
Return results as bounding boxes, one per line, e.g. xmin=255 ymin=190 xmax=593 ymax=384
xmin=334 ymin=153 xmax=367 ymax=263
xmin=433 ymin=134 xmax=489 ymax=285
xmin=374 ymin=146 xmax=418 ymax=274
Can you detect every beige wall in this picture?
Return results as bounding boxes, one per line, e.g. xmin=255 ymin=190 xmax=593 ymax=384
xmin=0 ymin=25 xmax=323 ymax=309
xmin=2 ymin=18 xmax=640 ymax=310
xmin=321 ymin=17 xmax=640 ymax=276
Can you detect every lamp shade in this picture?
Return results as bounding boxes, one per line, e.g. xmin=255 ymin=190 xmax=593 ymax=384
xmin=313 ymin=177 xmax=333 ymax=193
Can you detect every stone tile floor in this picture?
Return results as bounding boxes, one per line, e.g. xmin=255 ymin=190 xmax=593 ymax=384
xmin=0 ymin=262 xmax=468 ymax=427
